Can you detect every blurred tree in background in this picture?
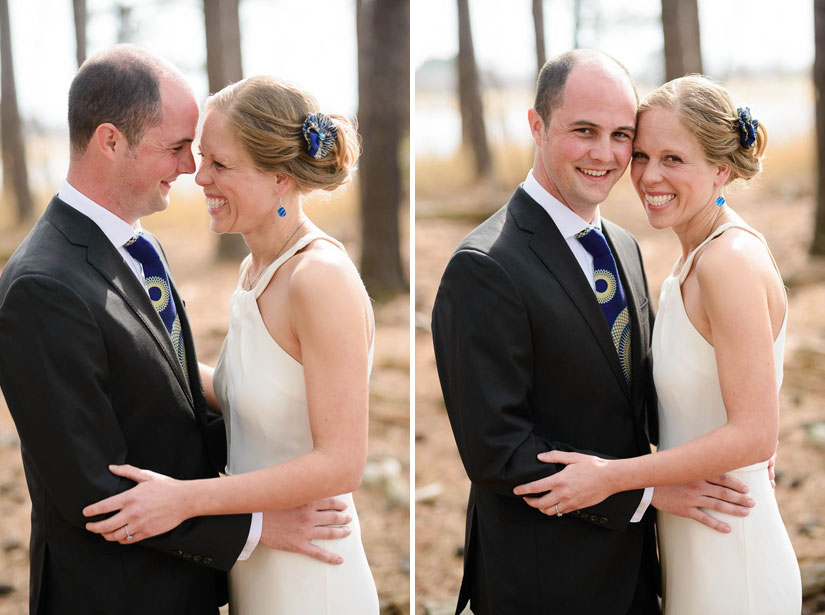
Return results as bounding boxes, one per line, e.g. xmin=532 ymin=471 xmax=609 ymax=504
xmin=73 ymin=0 xmax=86 ymax=68
xmin=357 ymin=0 xmax=409 ymax=299
xmin=813 ymin=0 xmax=825 ymax=257
xmin=0 ymin=0 xmax=32 ymax=223
xmin=661 ymin=0 xmax=703 ymax=81
xmin=203 ymin=0 xmax=248 ymax=262
xmin=456 ymin=0 xmax=491 ymax=179
xmin=532 ymin=0 xmax=546 ymax=77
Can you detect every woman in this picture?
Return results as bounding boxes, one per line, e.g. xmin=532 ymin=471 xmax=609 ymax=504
xmin=83 ymin=76 xmax=379 ymax=614
xmin=514 ymin=75 xmax=801 ymax=613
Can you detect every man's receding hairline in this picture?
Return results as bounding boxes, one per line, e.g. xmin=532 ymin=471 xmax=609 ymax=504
xmin=89 ymin=44 xmax=189 ymax=91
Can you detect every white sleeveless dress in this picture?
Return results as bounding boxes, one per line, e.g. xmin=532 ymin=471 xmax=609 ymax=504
xmin=653 ymin=222 xmax=801 ymax=614
xmin=213 ymin=231 xmax=379 ymax=615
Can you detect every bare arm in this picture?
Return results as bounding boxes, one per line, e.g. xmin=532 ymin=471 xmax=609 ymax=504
xmin=516 ymin=233 xmax=783 ymax=512
xmin=199 ymin=362 xmax=220 ymax=413
xmin=84 ymin=246 xmax=372 ymax=538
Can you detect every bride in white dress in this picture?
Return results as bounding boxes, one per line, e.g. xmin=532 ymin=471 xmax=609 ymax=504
xmin=82 ymin=76 xmax=379 ymax=614
xmin=514 ymin=75 xmax=801 ymax=613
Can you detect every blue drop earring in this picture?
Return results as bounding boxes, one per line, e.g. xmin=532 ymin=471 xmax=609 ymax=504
xmin=716 ymin=195 xmax=726 ymax=207
xmin=277 ymin=190 xmax=286 ymax=217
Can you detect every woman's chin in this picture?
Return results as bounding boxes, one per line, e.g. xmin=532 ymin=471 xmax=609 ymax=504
xmin=209 ymin=220 xmax=230 ymax=234
xmin=643 ymin=210 xmax=672 ymax=231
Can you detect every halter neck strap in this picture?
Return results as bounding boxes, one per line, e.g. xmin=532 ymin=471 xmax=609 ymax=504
xmin=241 ymin=231 xmax=345 ymax=298
xmin=675 ymin=222 xmax=769 ymax=284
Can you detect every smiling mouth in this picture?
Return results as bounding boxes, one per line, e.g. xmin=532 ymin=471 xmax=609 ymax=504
xmin=206 ymin=197 xmax=228 ymax=212
xmin=578 ymin=168 xmax=610 ymax=178
xmin=645 ymin=193 xmax=676 ymax=208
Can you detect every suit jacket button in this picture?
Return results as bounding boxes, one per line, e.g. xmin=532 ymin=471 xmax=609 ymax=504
xmin=172 ymin=550 xmax=183 ymax=557
xmin=203 ymin=556 xmax=214 ymax=565
xmin=192 ymin=554 xmax=202 ymax=563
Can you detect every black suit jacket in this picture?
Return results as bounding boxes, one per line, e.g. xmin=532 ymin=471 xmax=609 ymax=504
xmin=432 ymin=189 xmax=659 ymax=615
xmin=0 ymin=197 xmax=251 ymax=615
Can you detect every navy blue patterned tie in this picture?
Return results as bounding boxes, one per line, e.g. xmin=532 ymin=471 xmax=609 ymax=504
xmin=576 ymin=227 xmax=631 ymax=386
xmin=123 ymin=234 xmax=188 ymax=377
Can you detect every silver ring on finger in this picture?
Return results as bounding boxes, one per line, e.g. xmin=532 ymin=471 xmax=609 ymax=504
xmin=125 ymin=524 xmax=133 ymax=542
xmin=555 ymin=503 xmax=563 ymax=518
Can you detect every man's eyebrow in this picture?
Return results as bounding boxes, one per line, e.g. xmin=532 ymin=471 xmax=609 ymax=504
xmin=568 ymin=119 xmax=635 ymax=134
xmin=170 ymin=137 xmax=194 ymax=147
xmin=569 ymin=120 xmax=599 ymax=129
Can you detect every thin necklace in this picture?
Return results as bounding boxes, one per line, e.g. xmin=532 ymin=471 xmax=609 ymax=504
xmin=244 ymin=223 xmax=307 ymax=290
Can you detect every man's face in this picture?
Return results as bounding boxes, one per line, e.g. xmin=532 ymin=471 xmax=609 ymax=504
xmin=114 ymin=78 xmax=198 ymax=221
xmin=530 ymin=62 xmax=637 ymax=219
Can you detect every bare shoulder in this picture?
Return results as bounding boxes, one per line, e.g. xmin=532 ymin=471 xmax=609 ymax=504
xmin=693 ymin=226 xmax=784 ymax=311
xmin=288 ymin=238 xmax=371 ymax=311
xmin=695 ymin=228 xmax=777 ymax=283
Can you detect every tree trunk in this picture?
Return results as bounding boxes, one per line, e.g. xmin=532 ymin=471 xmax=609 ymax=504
xmin=356 ymin=0 xmax=409 ymax=299
xmin=813 ymin=0 xmax=825 ymax=255
xmin=116 ymin=4 xmax=135 ymax=44
xmin=532 ymin=0 xmax=546 ymax=75
xmin=203 ymin=0 xmax=247 ymax=260
xmin=456 ymin=0 xmax=491 ymax=178
xmin=661 ymin=0 xmax=703 ymax=81
xmin=573 ymin=0 xmax=582 ymax=48
xmin=73 ymin=0 xmax=86 ymax=68
xmin=0 ymin=0 xmax=33 ymax=222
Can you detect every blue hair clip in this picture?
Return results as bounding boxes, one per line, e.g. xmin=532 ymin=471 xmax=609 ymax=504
xmin=736 ymin=107 xmax=759 ymax=150
xmin=302 ymin=112 xmax=338 ymax=160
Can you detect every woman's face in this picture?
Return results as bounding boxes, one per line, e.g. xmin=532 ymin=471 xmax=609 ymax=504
xmin=630 ymin=108 xmax=728 ymax=231
xmin=195 ymin=110 xmax=282 ymax=235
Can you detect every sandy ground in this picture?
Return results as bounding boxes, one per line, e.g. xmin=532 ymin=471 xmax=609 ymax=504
xmin=414 ymin=177 xmax=825 ymax=615
xmin=0 ymin=210 xmax=411 ymax=615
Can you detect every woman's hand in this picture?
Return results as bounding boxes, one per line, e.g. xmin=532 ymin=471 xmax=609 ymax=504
xmin=82 ymin=464 xmax=190 ymax=544
xmin=513 ymin=451 xmax=617 ymax=516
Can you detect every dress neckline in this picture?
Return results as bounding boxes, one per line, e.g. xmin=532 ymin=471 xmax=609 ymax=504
xmin=240 ymin=230 xmax=344 ymax=298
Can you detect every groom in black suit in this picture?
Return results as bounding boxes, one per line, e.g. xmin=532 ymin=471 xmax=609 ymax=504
xmin=432 ymin=50 xmax=754 ymax=615
xmin=0 ymin=46 xmax=347 ymax=615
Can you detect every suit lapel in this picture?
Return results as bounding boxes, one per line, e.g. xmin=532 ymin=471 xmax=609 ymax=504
xmin=510 ymin=192 xmax=630 ymax=398
xmin=47 ymin=199 xmax=195 ymax=407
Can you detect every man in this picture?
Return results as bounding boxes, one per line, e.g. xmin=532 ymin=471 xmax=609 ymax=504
xmin=431 ymin=49 xmax=754 ymax=615
xmin=0 ymin=46 xmax=348 ymax=614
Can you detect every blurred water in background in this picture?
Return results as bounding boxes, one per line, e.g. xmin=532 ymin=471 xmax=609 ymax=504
xmin=416 ymin=74 xmax=815 ymax=158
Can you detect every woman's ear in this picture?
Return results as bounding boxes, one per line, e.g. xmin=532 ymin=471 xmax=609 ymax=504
xmin=714 ymin=163 xmax=731 ymax=187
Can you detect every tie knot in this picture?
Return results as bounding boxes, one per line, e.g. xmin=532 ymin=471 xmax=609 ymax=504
xmin=576 ymin=227 xmax=611 ymax=258
xmin=123 ymin=234 xmax=161 ymax=266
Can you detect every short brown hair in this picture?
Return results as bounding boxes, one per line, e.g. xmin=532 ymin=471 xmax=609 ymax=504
xmin=534 ymin=49 xmax=637 ymax=124
xmin=68 ymin=45 xmax=166 ymax=154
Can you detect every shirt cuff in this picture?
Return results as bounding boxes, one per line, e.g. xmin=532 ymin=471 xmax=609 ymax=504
xmin=237 ymin=512 xmax=263 ymax=561
xmin=630 ymin=487 xmax=654 ymax=523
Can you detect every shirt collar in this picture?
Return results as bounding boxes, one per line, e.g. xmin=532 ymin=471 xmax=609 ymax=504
xmin=59 ymin=179 xmax=142 ymax=248
xmin=522 ymin=169 xmax=602 ymax=238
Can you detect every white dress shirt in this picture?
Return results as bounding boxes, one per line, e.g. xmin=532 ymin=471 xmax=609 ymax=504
xmin=58 ymin=179 xmax=263 ymax=558
xmin=521 ymin=170 xmax=653 ymax=522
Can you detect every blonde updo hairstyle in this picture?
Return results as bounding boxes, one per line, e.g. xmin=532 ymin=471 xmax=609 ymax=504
xmin=205 ymin=76 xmax=359 ymax=193
xmin=638 ymin=74 xmax=767 ymax=184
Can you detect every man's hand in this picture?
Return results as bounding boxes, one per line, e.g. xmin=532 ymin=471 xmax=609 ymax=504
xmin=260 ymin=497 xmax=352 ymax=565
xmin=651 ymin=474 xmax=754 ymax=533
